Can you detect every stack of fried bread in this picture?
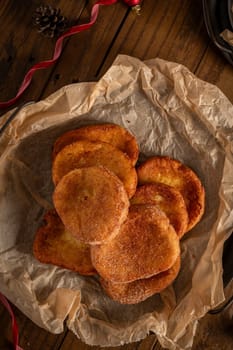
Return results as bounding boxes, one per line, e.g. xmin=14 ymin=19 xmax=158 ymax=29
xmin=33 ymin=123 xmax=205 ymax=304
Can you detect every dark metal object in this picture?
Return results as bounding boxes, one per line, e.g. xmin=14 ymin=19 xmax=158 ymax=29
xmin=202 ymin=0 xmax=233 ymax=65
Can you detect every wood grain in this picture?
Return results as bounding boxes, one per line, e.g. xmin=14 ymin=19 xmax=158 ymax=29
xmin=0 ymin=0 xmax=86 ymax=106
xmin=0 ymin=0 xmax=233 ymax=349
xmin=41 ymin=1 xmax=128 ymax=98
xmin=196 ymin=42 xmax=233 ymax=102
xmin=99 ymin=0 xmax=210 ymax=76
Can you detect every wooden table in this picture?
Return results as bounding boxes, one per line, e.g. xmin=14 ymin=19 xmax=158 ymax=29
xmin=0 ymin=1 xmax=233 ymax=349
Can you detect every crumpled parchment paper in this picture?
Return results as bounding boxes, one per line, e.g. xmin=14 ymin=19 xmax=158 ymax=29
xmin=0 ymin=55 xmax=233 ymax=350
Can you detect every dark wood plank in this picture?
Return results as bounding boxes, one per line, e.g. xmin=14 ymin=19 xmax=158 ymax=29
xmin=40 ymin=1 xmax=128 ymax=99
xmin=98 ymin=0 xmax=209 ymax=77
xmin=195 ymin=42 xmax=233 ymax=103
xmin=137 ymin=334 xmax=158 ymax=350
xmin=0 ymin=0 xmax=86 ymax=107
xmin=192 ymin=312 xmax=233 ymax=350
xmin=36 ymin=0 xmax=210 ymax=103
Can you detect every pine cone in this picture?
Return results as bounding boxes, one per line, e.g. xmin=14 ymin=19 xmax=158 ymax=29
xmin=33 ymin=5 xmax=68 ymax=38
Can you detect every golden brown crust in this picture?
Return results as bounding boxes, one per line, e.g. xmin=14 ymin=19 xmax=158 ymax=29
xmin=137 ymin=156 xmax=205 ymax=231
xmin=100 ymin=256 xmax=181 ymax=304
xmin=52 ymin=139 xmax=137 ymax=198
xmin=52 ymin=123 xmax=139 ymax=166
xmin=91 ymin=204 xmax=180 ymax=283
xmin=33 ymin=210 xmax=96 ymax=275
xmin=130 ymin=183 xmax=188 ymax=238
xmin=53 ymin=166 xmax=129 ymax=245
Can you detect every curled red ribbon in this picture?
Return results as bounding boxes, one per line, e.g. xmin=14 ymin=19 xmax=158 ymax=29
xmin=0 ymin=292 xmax=23 ymax=350
xmin=0 ymin=0 xmax=142 ymax=110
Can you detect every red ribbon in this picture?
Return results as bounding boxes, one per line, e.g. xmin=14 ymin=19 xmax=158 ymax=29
xmin=122 ymin=0 xmax=141 ymax=6
xmin=0 ymin=0 xmax=141 ymax=110
xmin=0 ymin=292 xmax=23 ymax=350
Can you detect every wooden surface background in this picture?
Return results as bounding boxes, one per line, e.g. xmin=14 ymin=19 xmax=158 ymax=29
xmin=0 ymin=0 xmax=233 ymax=349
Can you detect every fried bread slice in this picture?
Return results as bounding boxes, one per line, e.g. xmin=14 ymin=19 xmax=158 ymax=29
xmin=137 ymin=156 xmax=205 ymax=231
xmin=130 ymin=183 xmax=188 ymax=238
xmin=53 ymin=166 xmax=129 ymax=245
xmin=33 ymin=210 xmax=96 ymax=275
xmin=100 ymin=256 xmax=181 ymax=304
xmin=52 ymin=123 xmax=139 ymax=166
xmin=52 ymin=140 xmax=137 ymax=198
xmin=91 ymin=205 xmax=180 ymax=283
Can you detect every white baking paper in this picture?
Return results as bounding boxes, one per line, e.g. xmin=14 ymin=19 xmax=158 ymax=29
xmin=0 ymin=55 xmax=233 ymax=350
